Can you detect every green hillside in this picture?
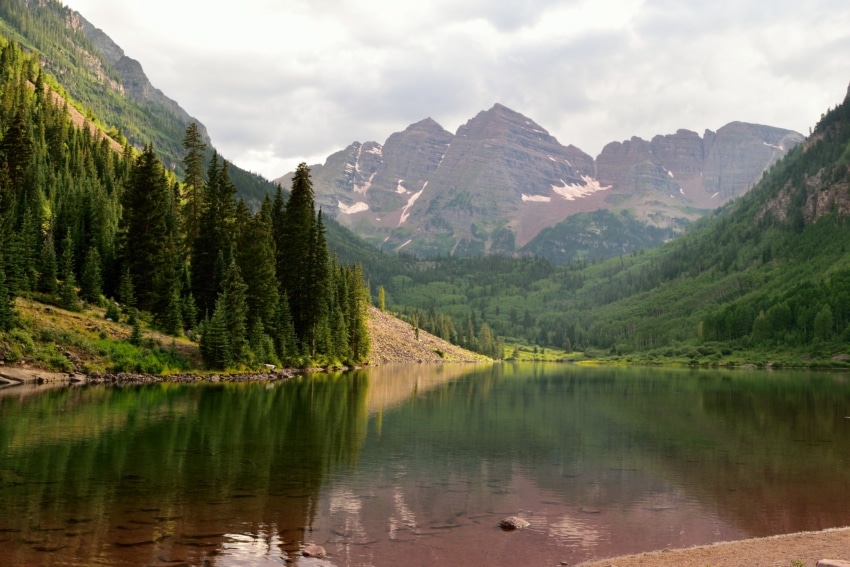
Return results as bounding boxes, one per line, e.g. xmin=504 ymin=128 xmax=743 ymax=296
xmin=378 ymin=87 xmax=850 ymax=366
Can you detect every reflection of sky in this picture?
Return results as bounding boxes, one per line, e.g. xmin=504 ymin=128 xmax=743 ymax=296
xmin=220 ymin=528 xmax=287 ymax=566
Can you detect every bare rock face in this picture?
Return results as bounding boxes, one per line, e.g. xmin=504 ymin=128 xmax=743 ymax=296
xmin=276 ymin=105 xmax=802 ymax=259
xmin=498 ymin=516 xmax=530 ymax=530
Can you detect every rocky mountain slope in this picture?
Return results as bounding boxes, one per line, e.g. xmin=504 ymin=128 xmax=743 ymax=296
xmin=277 ymin=105 xmax=802 ymax=259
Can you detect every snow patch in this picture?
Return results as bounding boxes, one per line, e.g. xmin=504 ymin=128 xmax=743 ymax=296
xmin=711 ymin=192 xmax=720 ymax=199
xmin=679 ymin=187 xmax=685 ymax=195
xmin=355 ymin=172 xmax=376 ymax=195
xmin=667 ymin=169 xmax=674 ymax=178
xmin=763 ymin=141 xmax=784 ymax=151
xmin=338 ymin=201 xmax=369 ymax=215
xmin=522 ymin=194 xmax=552 ymax=203
xmin=396 ymin=179 xmax=408 ymax=194
xmin=396 ymin=239 xmax=413 ymax=251
xmin=398 ymin=183 xmax=426 ymax=226
xmin=366 ymin=145 xmax=383 ymax=156
xmin=437 ymin=144 xmax=449 ymax=167
xmin=551 ymin=176 xmax=611 ymax=201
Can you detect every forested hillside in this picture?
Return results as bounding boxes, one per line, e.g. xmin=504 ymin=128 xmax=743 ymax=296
xmin=377 ymin=85 xmax=850 ymax=365
xmin=0 ymin=0 xmax=282 ymax=209
xmin=0 ymin=37 xmax=371 ymax=371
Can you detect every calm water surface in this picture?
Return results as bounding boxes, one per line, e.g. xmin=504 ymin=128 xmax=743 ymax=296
xmin=1 ymin=363 xmax=849 ymax=566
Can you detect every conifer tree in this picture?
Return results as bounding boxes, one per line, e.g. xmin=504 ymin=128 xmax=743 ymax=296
xmin=275 ymin=290 xmax=297 ymax=363
xmin=181 ymin=122 xmax=206 ymax=249
xmin=279 ymin=163 xmax=316 ymax=347
xmin=220 ymin=259 xmax=248 ymax=364
xmin=80 ymin=246 xmax=102 ymax=304
xmin=0 ymin=252 xmax=15 ymax=330
xmin=236 ymin=206 xmax=279 ymax=334
xmin=192 ymin=153 xmax=237 ymax=315
xmin=118 ymin=267 xmax=136 ymax=311
xmin=200 ymin=305 xmax=231 ymax=369
xmin=121 ymin=145 xmax=175 ymax=311
xmin=37 ymin=231 xmax=57 ymax=294
xmin=58 ymin=229 xmax=80 ymax=311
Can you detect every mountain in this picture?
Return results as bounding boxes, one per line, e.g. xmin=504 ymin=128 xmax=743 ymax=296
xmin=377 ymin=82 xmax=850 ymax=364
xmin=0 ymin=0 xmax=277 ymax=207
xmin=277 ymin=105 xmax=803 ymax=260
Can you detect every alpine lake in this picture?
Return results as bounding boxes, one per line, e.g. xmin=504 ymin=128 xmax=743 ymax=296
xmin=1 ymin=363 xmax=849 ymax=567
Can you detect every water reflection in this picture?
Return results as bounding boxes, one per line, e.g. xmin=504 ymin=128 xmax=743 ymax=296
xmin=0 ymin=364 xmax=848 ymax=566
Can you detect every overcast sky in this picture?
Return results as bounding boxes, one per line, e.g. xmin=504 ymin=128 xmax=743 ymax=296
xmin=62 ymin=0 xmax=849 ymax=180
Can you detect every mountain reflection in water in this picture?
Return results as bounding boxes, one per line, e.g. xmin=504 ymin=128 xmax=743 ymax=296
xmin=0 ymin=364 xmax=848 ymax=566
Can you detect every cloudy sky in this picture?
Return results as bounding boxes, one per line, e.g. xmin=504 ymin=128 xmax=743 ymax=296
xmin=63 ymin=0 xmax=849 ymax=180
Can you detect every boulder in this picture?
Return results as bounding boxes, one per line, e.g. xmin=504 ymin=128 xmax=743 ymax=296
xmin=302 ymin=544 xmax=326 ymax=558
xmin=499 ymin=516 xmax=530 ymax=530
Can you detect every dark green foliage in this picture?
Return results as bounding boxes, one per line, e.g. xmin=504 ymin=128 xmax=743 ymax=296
xmin=235 ymin=203 xmax=278 ymax=333
xmin=191 ymin=153 xmax=236 ymax=316
xmin=121 ymin=145 xmax=178 ymax=312
xmin=0 ymin=32 xmax=372 ymax=371
xmin=181 ymin=293 xmax=198 ymax=331
xmin=218 ymin=259 xmax=249 ymax=364
xmin=118 ymin=268 xmax=135 ymax=311
xmin=128 ymin=313 xmax=142 ymax=347
xmin=104 ymin=299 xmax=120 ymax=322
xmin=181 ymin=122 xmax=206 ymax=248
xmin=199 ymin=302 xmax=231 ymax=369
xmin=58 ymin=230 xmax=80 ymax=311
xmin=80 ymin=246 xmax=102 ymax=303
xmin=521 ymin=210 xmax=681 ymax=264
xmin=37 ymin=232 xmax=57 ymax=294
xmin=0 ymin=252 xmax=15 ymax=330
xmin=279 ymin=163 xmax=316 ymax=345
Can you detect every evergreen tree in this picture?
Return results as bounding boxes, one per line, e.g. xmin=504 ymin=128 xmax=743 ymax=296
xmin=275 ymin=291 xmax=297 ymax=363
xmin=181 ymin=122 xmax=206 ymax=249
xmin=0 ymin=252 xmax=15 ymax=330
xmin=200 ymin=306 xmax=230 ymax=369
xmin=120 ymin=145 xmax=175 ymax=311
xmin=79 ymin=246 xmax=102 ymax=304
xmin=118 ymin=267 xmax=136 ymax=311
xmin=345 ymin=264 xmax=371 ymax=362
xmin=236 ymin=206 xmax=279 ymax=334
xmin=279 ymin=163 xmax=316 ymax=347
xmin=181 ymin=293 xmax=198 ymax=331
xmin=192 ymin=153 xmax=237 ymax=315
xmin=160 ymin=287 xmax=183 ymax=336
xmin=220 ymin=259 xmax=248 ymax=364
xmin=36 ymin=231 xmax=57 ymax=294
xmin=58 ymin=229 xmax=80 ymax=311
xmin=305 ymin=210 xmax=331 ymax=353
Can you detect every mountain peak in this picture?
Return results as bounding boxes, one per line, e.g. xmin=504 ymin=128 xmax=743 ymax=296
xmin=405 ymin=117 xmax=450 ymax=135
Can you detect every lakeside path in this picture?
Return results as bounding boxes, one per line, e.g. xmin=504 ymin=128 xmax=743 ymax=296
xmin=577 ymin=527 xmax=850 ymax=567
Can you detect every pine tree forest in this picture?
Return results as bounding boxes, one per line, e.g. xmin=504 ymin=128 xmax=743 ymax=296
xmin=0 ymin=38 xmax=371 ymax=370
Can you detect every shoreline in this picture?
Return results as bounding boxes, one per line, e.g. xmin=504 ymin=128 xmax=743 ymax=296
xmin=576 ymin=526 xmax=850 ymax=567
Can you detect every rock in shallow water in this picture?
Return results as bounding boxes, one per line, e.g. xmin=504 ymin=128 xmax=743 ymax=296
xmin=498 ymin=516 xmax=530 ymax=530
xmin=302 ymin=544 xmax=326 ymax=558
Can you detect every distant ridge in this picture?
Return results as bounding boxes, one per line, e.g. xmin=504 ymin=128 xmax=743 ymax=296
xmin=276 ymin=104 xmax=802 ymax=260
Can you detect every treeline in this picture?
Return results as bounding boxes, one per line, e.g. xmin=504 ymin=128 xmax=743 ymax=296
xmin=0 ymin=39 xmax=370 ymax=369
xmin=376 ymin=89 xmax=850 ymax=358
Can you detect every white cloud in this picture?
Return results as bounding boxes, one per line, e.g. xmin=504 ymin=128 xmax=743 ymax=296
xmin=63 ymin=0 xmax=850 ymax=179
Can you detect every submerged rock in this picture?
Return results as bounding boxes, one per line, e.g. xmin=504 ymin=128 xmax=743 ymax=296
xmin=302 ymin=544 xmax=326 ymax=558
xmin=498 ymin=516 xmax=530 ymax=530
